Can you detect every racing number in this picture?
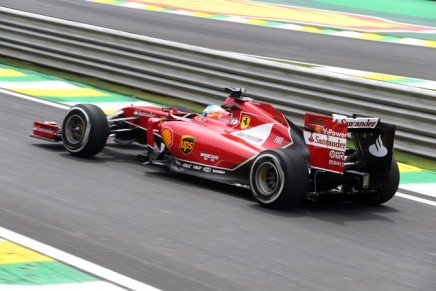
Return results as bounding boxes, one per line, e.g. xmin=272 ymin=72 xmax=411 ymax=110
xmin=180 ymin=135 xmax=195 ymax=154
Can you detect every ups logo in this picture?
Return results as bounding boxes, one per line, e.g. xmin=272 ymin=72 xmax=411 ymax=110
xmin=180 ymin=135 xmax=195 ymax=155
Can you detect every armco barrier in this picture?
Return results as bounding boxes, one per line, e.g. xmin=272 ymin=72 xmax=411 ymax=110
xmin=0 ymin=7 xmax=435 ymax=158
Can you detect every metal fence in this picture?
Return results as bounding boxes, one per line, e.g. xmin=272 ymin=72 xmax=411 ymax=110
xmin=0 ymin=7 xmax=435 ymax=158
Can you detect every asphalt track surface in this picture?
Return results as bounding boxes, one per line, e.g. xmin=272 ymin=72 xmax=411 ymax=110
xmin=1 ymin=1 xmax=436 ymax=290
xmin=0 ymin=0 xmax=436 ymax=80
xmin=2 ymin=93 xmax=436 ymax=290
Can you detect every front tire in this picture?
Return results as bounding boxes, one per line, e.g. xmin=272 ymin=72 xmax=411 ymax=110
xmin=61 ymin=104 xmax=108 ymax=157
xmin=250 ymin=149 xmax=309 ymax=209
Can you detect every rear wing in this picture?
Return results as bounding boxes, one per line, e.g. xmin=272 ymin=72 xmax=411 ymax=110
xmin=304 ymin=113 xmax=395 ymax=174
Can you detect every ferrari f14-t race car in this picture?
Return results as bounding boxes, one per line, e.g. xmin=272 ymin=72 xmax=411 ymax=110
xmin=31 ymin=88 xmax=399 ymax=209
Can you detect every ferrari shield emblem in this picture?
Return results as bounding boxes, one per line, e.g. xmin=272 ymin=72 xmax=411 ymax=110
xmin=241 ymin=115 xmax=251 ymax=129
xmin=180 ymin=135 xmax=195 ymax=155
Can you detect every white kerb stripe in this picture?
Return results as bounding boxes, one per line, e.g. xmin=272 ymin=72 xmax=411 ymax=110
xmin=0 ymin=81 xmax=78 ymax=90
xmin=0 ymin=226 xmax=162 ymax=291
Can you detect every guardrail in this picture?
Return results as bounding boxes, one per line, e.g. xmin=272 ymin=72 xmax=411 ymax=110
xmin=0 ymin=7 xmax=435 ymax=159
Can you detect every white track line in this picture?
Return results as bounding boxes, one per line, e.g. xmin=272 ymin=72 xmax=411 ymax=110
xmin=399 ymin=184 xmax=436 ymax=198
xmin=396 ymin=192 xmax=436 ymax=207
xmin=0 ymin=87 xmax=69 ymax=109
xmin=0 ymin=226 xmax=162 ymax=291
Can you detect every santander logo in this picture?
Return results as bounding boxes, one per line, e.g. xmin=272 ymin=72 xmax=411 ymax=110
xmin=369 ymin=135 xmax=388 ymax=157
xmin=304 ymin=132 xmax=346 ymax=151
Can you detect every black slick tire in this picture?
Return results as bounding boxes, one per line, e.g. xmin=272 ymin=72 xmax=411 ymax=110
xmin=61 ymin=104 xmax=108 ymax=157
xmin=250 ymin=149 xmax=309 ymax=209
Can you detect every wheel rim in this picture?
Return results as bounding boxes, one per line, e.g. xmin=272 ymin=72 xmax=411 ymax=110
xmin=64 ymin=114 xmax=86 ymax=145
xmin=256 ymin=162 xmax=279 ymax=195
xmin=251 ymin=154 xmax=285 ymax=204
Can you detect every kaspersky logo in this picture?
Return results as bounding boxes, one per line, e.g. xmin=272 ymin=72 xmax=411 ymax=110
xmin=180 ymin=135 xmax=195 ymax=155
xmin=369 ymin=134 xmax=388 ymax=157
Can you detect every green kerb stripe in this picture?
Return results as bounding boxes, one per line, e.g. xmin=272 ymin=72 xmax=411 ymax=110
xmin=400 ymin=171 xmax=436 ymax=184
xmin=0 ymin=76 xmax=50 ymax=82
xmin=0 ymin=261 xmax=97 ymax=285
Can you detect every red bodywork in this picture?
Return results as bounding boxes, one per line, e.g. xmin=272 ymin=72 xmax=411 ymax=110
xmin=119 ymin=96 xmax=303 ymax=176
xmin=30 ymin=96 xmax=378 ymax=176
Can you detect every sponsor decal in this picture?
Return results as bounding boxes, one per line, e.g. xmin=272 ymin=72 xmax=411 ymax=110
xmin=235 ymin=132 xmax=262 ymax=143
xmin=195 ymin=116 xmax=207 ymax=122
xmin=134 ymin=110 xmax=156 ymax=118
xmin=369 ymin=134 xmax=388 ymax=157
xmin=161 ymin=128 xmax=173 ymax=148
xmin=212 ymin=169 xmax=226 ymax=175
xmin=322 ymin=128 xmax=347 ymax=138
xmin=201 ymin=166 xmax=225 ymax=174
xmin=230 ymin=123 xmax=274 ymax=146
xmin=230 ymin=118 xmax=239 ymax=126
xmin=304 ymin=113 xmax=348 ymax=173
xmin=182 ymin=163 xmax=192 ymax=169
xmin=200 ymin=152 xmax=220 ymax=161
xmin=180 ymin=135 xmax=195 ymax=155
xmin=329 ymin=160 xmax=344 ymax=167
xmin=193 ymin=165 xmax=202 ymax=170
xmin=34 ymin=126 xmax=56 ymax=135
xmin=274 ymin=136 xmax=284 ymax=145
xmin=304 ymin=132 xmax=346 ymax=151
xmin=241 ymin=115 xmax=251 ymax=129
xmin=332 ymin=116 xmax=379 ymax=128
xmin=329 ymin=150 xmax=345 ymax=160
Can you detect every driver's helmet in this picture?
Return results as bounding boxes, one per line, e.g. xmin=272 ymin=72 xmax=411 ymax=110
xmin=202 ymin=105 xmax=227 ymax=119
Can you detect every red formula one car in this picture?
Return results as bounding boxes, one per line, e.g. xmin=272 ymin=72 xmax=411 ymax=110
xmin=31 ymin=88 xmax=399 ymax=209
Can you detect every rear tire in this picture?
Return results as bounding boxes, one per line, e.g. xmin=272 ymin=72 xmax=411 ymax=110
xmin=61 ymin=104 xmax=108 ymax=157
xmin=250 ymin=149 xmax=309 ymax=209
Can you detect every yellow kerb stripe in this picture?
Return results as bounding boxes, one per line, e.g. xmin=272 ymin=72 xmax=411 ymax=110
xmin=13 ymin=88 xmax=109 ymax=97
xmin=193 ymin=12 xmax=214 ymax=17
xmin=299 ymin=26 xmax=322 ymax=33
xmin=0 ymin=241 xmax=53 ymax=264
xmin=398 ymin=163 xmax=423 ymax=173
xmin=424 ymin=40 xmax=436 ymax=47
xmin=246 ymin=19 xmax=268 ymax=25
xmin=0 ymin=69 xmax=27 ymax=77
xmin=146 ymin=5 xmax=166 ymax=11
xmin=362 ymin=73 xmax=404 ymax=81
xmin=360 ymin=33 xmax=384 ymax=40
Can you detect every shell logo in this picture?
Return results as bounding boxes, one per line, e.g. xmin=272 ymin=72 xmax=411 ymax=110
xmin=161 ymin=128 xmax=173 ymax=148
